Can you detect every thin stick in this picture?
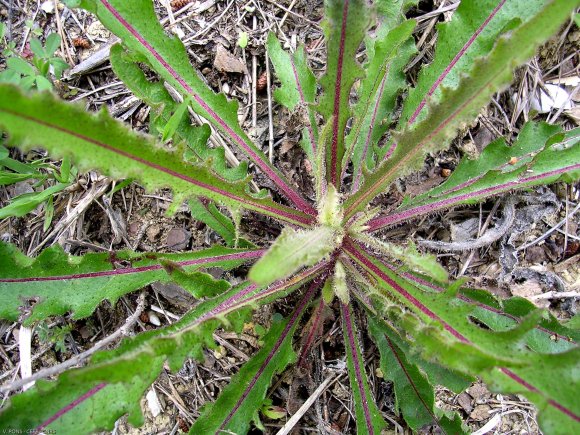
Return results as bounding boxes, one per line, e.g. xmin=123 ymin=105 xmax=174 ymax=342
xmin=0 ymin=293 xmax=146 ymax=395
xmin=53 ymin=0 xmax=74 ymax=65
xmin=517 ymin=201 xmax=580 ymax=251
xmin=276 ymin=373 xmax=341 ymax=435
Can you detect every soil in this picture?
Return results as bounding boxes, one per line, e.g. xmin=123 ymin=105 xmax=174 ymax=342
xmin=0 ymin=1 xmax=579 ymax=434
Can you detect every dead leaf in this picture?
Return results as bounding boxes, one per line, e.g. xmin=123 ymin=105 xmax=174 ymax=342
xmin=470 ymin=405 xmax=491 ymax=421
xmin=213 ymin=45 xmax=247 ymax=74
xmin=166 ymin=227 xmax=190 ymax=250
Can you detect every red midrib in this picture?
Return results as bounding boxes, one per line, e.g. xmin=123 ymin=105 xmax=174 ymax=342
xmin=329 ymin=0 xmax=350 ymax=186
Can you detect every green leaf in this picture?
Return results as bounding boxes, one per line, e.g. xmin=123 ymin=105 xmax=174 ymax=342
xmin=340 ymin=303 xmax=387 ymax=434
xmin=237 ymin=31 xmax=248 ymax=49
xmin=44 ymin=33 xmax=62 ymax=57
xmin=6 ymin=57 xmax=35 ymax=76
xmin=345 ymin=0 xmax=580 ymax=220
xmin=35 ymin=75 xmax=53 ymax=91
xmin=188 ymin=198 xmax=253 ymax=248
xmin=0 ymin=182 xmax=68 ymax=219
xmin=318 ymin=0 xmax=371 ymax=187
xmin=29 ymin=38 xmax=45 ymax=58
xmin=75 ymin=0 xmax=315 ymax=214
xmin=249 ymin=226 xmax=336 ymax=286
xmin=109 ymin=44 xmax=248 ymax=183
xmin=191 ymin=283 xmax=317 ymax=433
xmin=0 ymin=263 xmax=323 ymax=432
xmin=368 ymin=123 xmax=580 ymax=230
xmin=344 ymin=19 xmax=416 ymax=190
xmin=267 ymin=33 xmax=318 ymax=165
xmin=369 ymin=317 xmax=466 ymax=433
xmin=399 ymin=0 xmax=549 ymax=128
xmin=344 ymin=239 xmax=580 ymax=433
xmin=0 ymin=242 xmax=264 ymax=323
xmin=161 ymin=98 xmax=189 ymax=142
xmin=353 ymin=234 xmax=448 ymax=282
xmin=0 ymin=84 xmax=315 ymax=228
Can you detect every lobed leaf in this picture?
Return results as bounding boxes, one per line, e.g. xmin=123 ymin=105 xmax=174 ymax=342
xmin=267 ymin=33 xmax=318 ymax=165
xmin=0 ymin=263 xmax=327 ymax=432
xmin=0 ymin=242 xmax=263 ymax=324
xmin=71 ymin=0 xmax=315 ymax=214
xmin=344 ymin=239 xmax=580 ymax=432
xmin=318 ymin=0 xmax=370 ymax=187
xmin=368 ymin=123 xmax=580 ymax=231
xmin=109 ymin=44 xmax=248 ymax=183
xmin=345 ymin=0 xmax=580 ymax=220
xmin=343 ymin=19 xmax=416 ymax=190
xmin=0 ymin=85 xmax=315 ymax=228
xmin=368 ymin=317 xmax=466 ymax=433
xmin=398 ymin=0 xmax=547 ymax=130
xmin=190 ymin=282 xmax=318 ymax=433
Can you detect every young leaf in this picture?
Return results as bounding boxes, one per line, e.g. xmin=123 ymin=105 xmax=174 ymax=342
xmin=161 ymin=98 xmax=189 ymax=142
xmin=345 ymin=0 xmax=580 ymax=220
xmin=249 ymin=226 xmax=336 ymax=286
xmin=0 ymin=84 xmax=315 ymax=228
xmin=353 ymin=234 xmax=448 ymax=282
xmin=318 ymin=0 xmax=370 ymax=187
xmin=0 ymin=242 xmax=264 ymax=323
xmin=340 ymin=303 xmax=387 ymax=434
xmin=43 ymin=33 xmax=61 ymax=57
xmin=0 ymin=182 xmax=68 ymax=219
xmin=74 ymin=0 xmax=315 ymax=215
xmin=191 ymin=282 xmax=318 ymax=433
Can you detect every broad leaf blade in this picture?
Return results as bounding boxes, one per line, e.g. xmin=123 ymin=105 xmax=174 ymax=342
xmin=0 ymin=242 xmax=263 ymax=323
xmin=368 ymin=317 xmax=466 ymax=433
xmin=249 ymin=226 xmax=336 ymax=286
xmin=75 ymin=0 xmax=315 ymax=214
xmin=0 ymin=85 xmax=315 ymax=227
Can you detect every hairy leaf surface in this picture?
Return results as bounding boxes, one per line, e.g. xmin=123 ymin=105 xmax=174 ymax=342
xmin=341 ymin=303 xmax=386 ymax=434
xmin=71 ymin=0 xmax=315 ymax=214
xmin=319 ymin=0 xmax=370 ymax=187
xmin=0 ymin=85 xmax=314 ymax=227
xmin=368 ymin=123 xmax=580 ymax=231
xmin=345 ymin=0 xmax=579 ymax=219
xmin=0 ymin=242 xmax=263 ymax=323
xmin=0 ymin=263 xmax=326 ymax=432
xmin=191 ymin=282 xmax=318 ymax=433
